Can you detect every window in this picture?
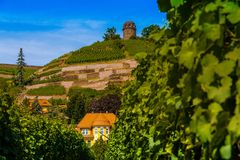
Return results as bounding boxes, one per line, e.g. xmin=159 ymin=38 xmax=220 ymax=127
xmin=100 ymin=127 xmax=104 ymax=135
xmin=106 ymin=127 xmax=109 ymax=135
xmin=94 ymin=127 xmax=98 ymax=135
xmin=82 ymin=129 xmax=88 ymax=135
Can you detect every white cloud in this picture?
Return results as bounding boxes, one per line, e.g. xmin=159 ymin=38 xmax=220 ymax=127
xmin=0 ymin=19 xmax=106 ymax=66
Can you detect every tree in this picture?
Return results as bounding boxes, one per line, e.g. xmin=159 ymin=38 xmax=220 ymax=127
xmin=66 ymin=93 xmax=86 ymax=124
xmin=88 ymin=94 xmax=121 ymax=114
xmin=103 ymin=27 xmax=121 ymax=41
xmin=141 ymin=24 xmax=161 ymax=39
xmin=91 ymin=137 xmax=107 ymax=160
xmin=15 ymin=48 xmax=26 ymax=86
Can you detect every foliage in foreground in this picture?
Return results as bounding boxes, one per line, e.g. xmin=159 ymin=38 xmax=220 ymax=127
xmin=0 ymin=91 xmax=94 ymax=160
xmin=91 ymin=137 xmax=107 ymax=160
xmin=106 ymin=0 xmax=240 ymax=159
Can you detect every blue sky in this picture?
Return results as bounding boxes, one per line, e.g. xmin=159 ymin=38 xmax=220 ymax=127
xmin=0 ymin=0 xmax=166 ymax=66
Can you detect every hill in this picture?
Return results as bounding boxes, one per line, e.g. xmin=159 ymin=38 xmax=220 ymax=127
xmin=24 ymin=39 xmax=155 ymax=99
xmin=0 ymin=64 xmax=41 ymax=79
xmin=42 ymin=39 xmax=155 ymax=71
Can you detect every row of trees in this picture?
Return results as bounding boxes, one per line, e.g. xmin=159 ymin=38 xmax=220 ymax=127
xmin=103 ymin=25 xmax=161 ymax=41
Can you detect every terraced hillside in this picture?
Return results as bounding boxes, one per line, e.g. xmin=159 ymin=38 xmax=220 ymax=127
xmin=24 ymin=39 xmax=155 ymax=99
xmin=25 ymin=59 xmax=137 ymax=99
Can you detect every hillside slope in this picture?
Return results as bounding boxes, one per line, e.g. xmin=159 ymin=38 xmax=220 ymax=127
xmin=24 ymin=39 xmax=154 ymax=98
xmin=0 ymin=64 xmax=41 ymax=79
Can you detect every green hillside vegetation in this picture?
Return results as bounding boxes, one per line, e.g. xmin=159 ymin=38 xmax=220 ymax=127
xmin=0 ymin=64 xmax=40 ymax=77
xmin=65 ymin=40 xmax=125 ymax=64
xmin=42 ymin=39 xmax=155 ymax=70
xmin=123 ymin=39 xmax=155 ymax=56
xmin=43 ymin=54 xmax=70 ymax=71
xmin=27 ymin=85 xmax=66 ymax=96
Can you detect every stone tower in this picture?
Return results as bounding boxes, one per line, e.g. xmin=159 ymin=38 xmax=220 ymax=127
xmin=123 ymin=21 xmax=136 ymax=40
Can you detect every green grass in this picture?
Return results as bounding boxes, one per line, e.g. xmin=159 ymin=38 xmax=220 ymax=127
xmin=68 ymin=87 xmax=102 ymax=98
xmin=0 ymin=64 xmax=40 ymax=78
xmin=27 ymin=85 xmax=66 ymax=96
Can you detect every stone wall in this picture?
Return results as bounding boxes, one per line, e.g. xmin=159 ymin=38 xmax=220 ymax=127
xmin=25 ymin=59 xmax=138 ymax=98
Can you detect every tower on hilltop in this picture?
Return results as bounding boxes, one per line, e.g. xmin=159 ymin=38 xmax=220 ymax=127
xmin=122 ymin=21 xmax=136 ymax=40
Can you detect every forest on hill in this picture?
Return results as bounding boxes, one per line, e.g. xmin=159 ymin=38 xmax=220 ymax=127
xmin=1 ymin=0 xmax=240 ymax=159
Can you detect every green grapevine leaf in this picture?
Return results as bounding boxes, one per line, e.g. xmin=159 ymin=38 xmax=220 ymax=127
xmin=179 ymin=38 xmax=197 ymax=69
xmin=227 ymin=8 xmax=240 ymax=24
xmin=198 ymin=66 xmax=215 ymax=85
xmin=208 ymin=102 xmax=222 ymax=124
xmin=220 ymin=145 xmax=231 ymax=159
xmin=215 ymin=60 xmax=235 ymax=77
xmin=225 ymin=48 xmax=240 ymax=61
xmin=205 ymin=3 xmax=218 ymax=12
xmin=228 ymin=114 xmax=240 ymax=137
xmin=201 ymin=54 xmax=219 ymax=67
xmin=207 ymin=77 xmax=232 ymax=103
xmin=170 ymin=0 xmax=184 ymax=7
xmin=204 ymin=24 xmax=221 ymax=41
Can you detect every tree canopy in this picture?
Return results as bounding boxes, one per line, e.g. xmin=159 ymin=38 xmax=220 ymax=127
xmin=103 ymin=27 xmax=121 ymax=41
xmin=14 ymin=48 xmax=26 ymax=86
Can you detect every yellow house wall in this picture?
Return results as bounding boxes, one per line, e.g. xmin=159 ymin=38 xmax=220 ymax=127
xmin=82 ymin=127 xmax=111 ymax=146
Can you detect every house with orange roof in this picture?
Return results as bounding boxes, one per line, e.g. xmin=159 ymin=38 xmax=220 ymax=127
xmin=76 ymin=113 xmax=117 ymax=146
xmin=29 ymin=99 xmax=52 ymax=113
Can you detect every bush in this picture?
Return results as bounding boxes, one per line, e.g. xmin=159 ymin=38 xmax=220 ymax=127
xmin=92 ymin=137 xmax=107 ymax=160
xmin=27 ymin=85 xmax=66 ymax=96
